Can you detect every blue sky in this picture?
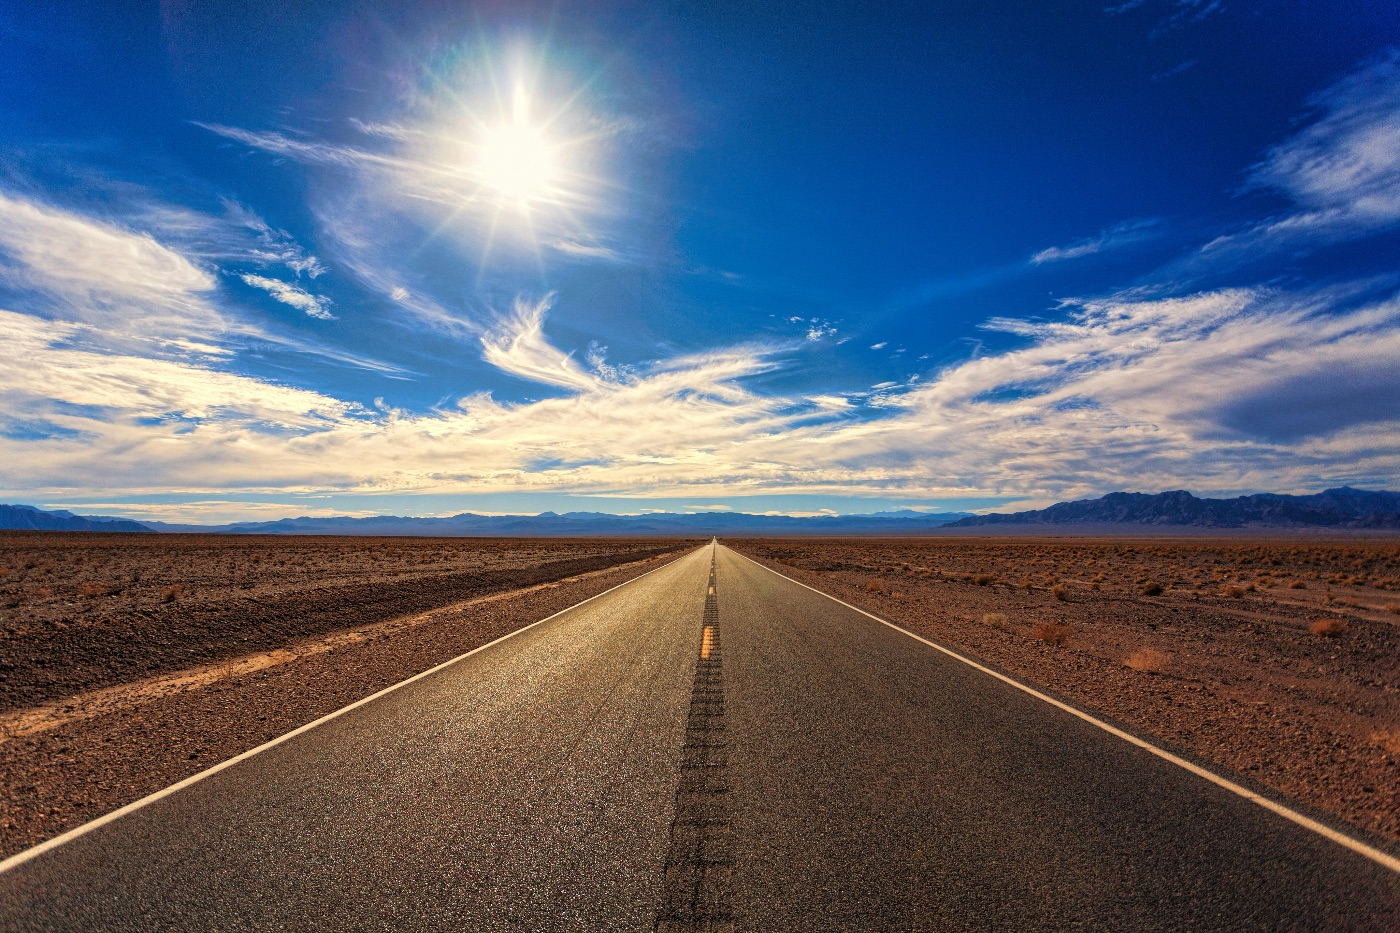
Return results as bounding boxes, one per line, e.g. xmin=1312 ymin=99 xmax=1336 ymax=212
xmin=2 ymin=1 xmax=1400 ymax=522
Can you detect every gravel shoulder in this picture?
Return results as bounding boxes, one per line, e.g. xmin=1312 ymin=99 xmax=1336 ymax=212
xmin=727 ymin=536 xmax=1400 ymax=845
xmin=0 ymin=538 xmax=696 ymax=860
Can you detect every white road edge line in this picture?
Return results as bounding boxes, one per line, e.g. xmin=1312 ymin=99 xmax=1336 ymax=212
xmin=724 ymin=545 xmax=1400 ymax=875
xmin=0 ymin=546 xmax=705 ymax=876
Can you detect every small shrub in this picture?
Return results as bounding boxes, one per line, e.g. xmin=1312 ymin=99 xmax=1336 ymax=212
xmin=1051 ymin=583 xmax=1069 ymax=602
xmin=982 ymin=612 xmax=1008 ymax=627
xmin=1221 ymin=585 xmax=1245 ymax=598
xmin=1385 ymin=603 xmax=1400 ymax=615
xmin=78 ymin=582 xmax=114 ymax=598
xmin=863 ymin=578 xmax=889 ymax=595
xmin=1140 ymin=581 xmax=1163 ymax=597
xmin=1371 ymin=728 xmax=1400 ymax=756
xmin=1310 ymin=618 xmax=1348 ymax=638
xmin=972 ymin=574 xmax=994 ymax=586
xmin=1124 ymin=648 xmax=1171 ymax=673
xmin=1031 ymin=621 xmax=1069 ymax=645
xmin=161 ymin=584 xmax=188 ymax=603
xmin=1089 ymin=581 xmax=1101 ymax=591
xmin=1287 ymin=580 xmax=1306 ymax=589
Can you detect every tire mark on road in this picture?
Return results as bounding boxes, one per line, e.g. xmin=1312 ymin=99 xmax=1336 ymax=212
xmin=656 ymin=549 xmax=733 ymax=932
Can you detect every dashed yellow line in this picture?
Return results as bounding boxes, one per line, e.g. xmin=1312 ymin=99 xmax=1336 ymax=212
xmin=700 ymin=626 xmax=714 ymax=659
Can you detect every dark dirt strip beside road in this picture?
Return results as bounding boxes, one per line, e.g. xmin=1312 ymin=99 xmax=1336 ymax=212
xmin=0 ymin=546 xmax=692 ymax=860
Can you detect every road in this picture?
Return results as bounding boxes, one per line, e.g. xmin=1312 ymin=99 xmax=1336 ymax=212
xmin=0 ymin=543 xmax=1395 ymax=930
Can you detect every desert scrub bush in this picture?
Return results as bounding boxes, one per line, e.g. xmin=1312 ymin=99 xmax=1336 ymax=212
xmin=1310 ymin=618 xmax=1348 ymax=637
xmin=1385 ymin=602 xmax=1400 ymax=615
xmin=1287 ymin=579 xmax=1306 ymax=589
xmin=77 ymin=581 xmax=116 ymax=597
xmin=1031 ymin=621 xmax=1069 ymax=645
xmin=972 ymin=574 xmax=994 ymax=586
xmin=1139 ymin=581 xmax=1163 ymax=596
xmin=863 ymin=578 xmax=890 ymax=595
xmin=161 ymin=584 xmax=188 ymax=603
xmin=982 ymin=612 xmax=1008 ymax=627
xmin=1220 ymin=584 xmax=1246 ymax=598
xmin=1124 ymin=648 xmax=1171 ymax=673
xmin=1050 ymin=583 xmax=1069 ymax=601
xmin=1371 ymin=728 xmax=1400 ymax=756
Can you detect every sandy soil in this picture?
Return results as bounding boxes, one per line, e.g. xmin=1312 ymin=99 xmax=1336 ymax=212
xmin=0 ymin=535 xmax=695 ymax=859
xmin=728 ymin=536 xmax=1400 ymax=845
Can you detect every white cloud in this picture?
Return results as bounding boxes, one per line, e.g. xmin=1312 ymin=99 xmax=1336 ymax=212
xmin=1205 ymin=52 xmax=1400 ymax=255
xmin=0 ymin=191 xmax=223 ymax=339
xmin=869 ymin=342 xmax=887 ymax=350
xmin=240 ymin=274 xmax=335 ymax=320
xmin=1031 ymin=218 xmax=1161 ymax=264
xmin=551 ymin=239 xmax=623 ymax=261
xmin=480 ymin=296 xmax=602 ymax=392
xmin=1 ymin=280 xmax=1397 ymax=506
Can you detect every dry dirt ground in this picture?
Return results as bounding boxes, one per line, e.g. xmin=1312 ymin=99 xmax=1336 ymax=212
xmin=729 ymin=536 xmax=1400 ymax=846
xmin=0 ymin=534 xmax=695 ymax=859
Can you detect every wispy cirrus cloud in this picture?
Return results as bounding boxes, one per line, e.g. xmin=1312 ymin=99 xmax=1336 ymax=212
xmin=1204 ymin=51 xmax=1400 ymax=257
xmin=0 ymin=187 xmax=402 ymax=376
xmin=1031 ymin=218 xmax=1162 ymax=264
xmin=240 ymin=274 xmax=335 ymax=319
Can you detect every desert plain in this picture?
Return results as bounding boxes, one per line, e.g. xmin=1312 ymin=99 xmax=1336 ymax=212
xmin=0 ymin=531 xmax=1396 ymax=862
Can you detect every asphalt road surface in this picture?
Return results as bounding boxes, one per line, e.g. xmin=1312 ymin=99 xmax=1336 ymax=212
xmin=1 ymin=543 xmax=1396 ymax=930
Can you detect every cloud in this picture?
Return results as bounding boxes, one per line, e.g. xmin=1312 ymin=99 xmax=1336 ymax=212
xmin=0 ymin=187 xmax=404 ymax=379
xmin=1031 ymin=218 xmax=1162 ymax=264
xmin=2 ymin=275 xmax=1398 ymax=506
xmin=240 ymin=274 xmax=335 ymax=319
xmin=551 ymin=238 xmax=624 ymax=261
xmin=1151 ymin=59 xmax=1197 ymax=81
xmin=0 ymin=191 xmax=223 ymax=340
xmin=869 ymin=342 xmax=887 ymax=350
xmin=1150 ymin=0 xmax=1223 ymax=39
xmin=1204 ymin=51 xmax=1400 ymax=256
xmin=480 ymin=296 xmax=602 ymax=392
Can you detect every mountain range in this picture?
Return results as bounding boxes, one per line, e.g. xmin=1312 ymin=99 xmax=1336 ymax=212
xmin=2 ymin=488 xmax=1398 ymax=535
xmin=0 ymin=505 xmax=974 ymax=536
xmin=947 ymin=487 xmax=1400 ymax=529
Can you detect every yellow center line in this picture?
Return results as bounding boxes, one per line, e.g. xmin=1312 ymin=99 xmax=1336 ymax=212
xmin=700 ymin=626 xmax=714 ymax=658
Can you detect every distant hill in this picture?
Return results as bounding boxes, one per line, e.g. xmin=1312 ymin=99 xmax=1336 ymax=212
xmin=949 ymin=488 xmax=1400 ymax=529
xmin=0 ymin=504 xmax=152 ymax=533
xmin=11 ymin=489 xmax=1394 ymax=535
xmin=0 ymin=503 xmax=973 ymax=536
xmin=143 ymin=509 xmax=976 ymax=536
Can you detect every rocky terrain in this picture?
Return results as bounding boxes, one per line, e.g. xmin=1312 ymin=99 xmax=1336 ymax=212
xmin=729 ymin=536 xmax=1400 ymax=844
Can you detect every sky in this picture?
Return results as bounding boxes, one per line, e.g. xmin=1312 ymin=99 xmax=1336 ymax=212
xmin=2 ymin=1 xmax=1400 ymax=522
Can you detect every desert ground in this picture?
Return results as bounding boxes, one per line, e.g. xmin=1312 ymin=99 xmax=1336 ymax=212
xmin=0 ymin=533 xmax=694 ymax=858
xmin=728 ymin=536 xmax=1400 ymax=845
xmin=2 ymin=532 xmax=1397 ymax=862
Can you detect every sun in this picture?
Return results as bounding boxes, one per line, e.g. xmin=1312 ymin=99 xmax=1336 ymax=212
xmin=470 ymin=83 xmax=561 ymax=209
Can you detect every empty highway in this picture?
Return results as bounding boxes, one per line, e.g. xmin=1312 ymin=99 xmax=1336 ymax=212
xmin=0 ymin=543 xmax=1395 ymax=930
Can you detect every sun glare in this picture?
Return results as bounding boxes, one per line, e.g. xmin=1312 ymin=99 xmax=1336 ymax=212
xmin=471 ymin=83 xmax=560 ymax=209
